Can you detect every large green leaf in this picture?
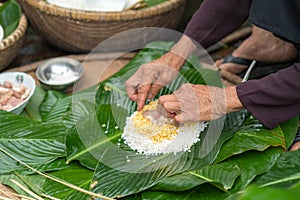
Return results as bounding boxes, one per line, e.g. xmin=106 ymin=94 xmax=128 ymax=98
xmin=0 ymin=0 xmax=22 ymax=38
xmin=39 ymin=90 xmax=71 ymax=124
xmin=253 ymin=149 xmax=300 ymax=188
xmin=151 ymin=147 xmax=282 ymax=194
xmin=0 ymin=111 xmax=66 ymax=173
xmin=131 ymin=148 xmax=300 ymax=199
xmin=23 ymin=86 xmax=46 ymax=121
xmin=189 ymin=161 xmax=240 ymax=192
xmin=215 ymin=117 xmax=298 ymax=163
xmin=39 ymin=90 xmax=67 ymax=119
xmin=41 ymin=163 xmax=93 ymax=200
xmin=280 ymin=117 xmax=299 ymax=149
xmin=142 ymin=183 xmax=228 ymax=200
xmin=151 ymin=172 xmax=207 ymax=192
xmin=66 ymin=120 xmax=100 ymax=170
xmin=238 ymin=184 xmax=300 ymax=200
xmin=229 ymin=147 xmax=283 ymax=190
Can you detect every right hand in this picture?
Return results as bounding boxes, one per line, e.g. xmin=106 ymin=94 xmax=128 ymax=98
xmin=125 ymin=52 xmax=185 ymax=111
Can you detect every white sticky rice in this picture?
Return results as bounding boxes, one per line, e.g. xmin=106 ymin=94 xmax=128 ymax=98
xmin=122 ymin=102 xmax=206 ymax=155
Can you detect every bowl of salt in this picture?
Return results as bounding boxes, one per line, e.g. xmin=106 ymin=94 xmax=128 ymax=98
xmin=36 ymin=57 xmax=84 ymax=91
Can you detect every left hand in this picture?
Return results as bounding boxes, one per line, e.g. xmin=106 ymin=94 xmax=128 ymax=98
xmin=157 ymin=84 xmax=243 ymax=123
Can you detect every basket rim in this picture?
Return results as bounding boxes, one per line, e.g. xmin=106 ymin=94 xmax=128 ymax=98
xmin=0 ymin=14 xmax=27 ymax=51
xmin=22 ymin=0 xmax=186 ymax=21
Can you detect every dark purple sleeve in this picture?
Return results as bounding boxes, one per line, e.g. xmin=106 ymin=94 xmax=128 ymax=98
xmin=236 ymin=63 xmax=300 ymax=129
xmin=184 ymin=0 xmax=252 ymax=48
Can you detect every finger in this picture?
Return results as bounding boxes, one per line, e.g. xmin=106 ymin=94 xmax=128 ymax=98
xmin=125 ymin=79 xmax=139 ymax=101
xmin=130 ymin=94 xmax=138 ymax=101
xmin=163 ymin=102 xmax=181 ymax=114
xmin=137 ymin=83 xmax=151 ymax=111
xmin=126 ymin=86 xmax=138 ymax=101
xmin=157 ymin=105 xmax=175 ymax=118
xmin=157 ymin=95 xmax=178 ymax=116
xmin=158 ymin=94 xmax=178 ymax=105
xmin=147 ymin=83 xmax=164 ymax=100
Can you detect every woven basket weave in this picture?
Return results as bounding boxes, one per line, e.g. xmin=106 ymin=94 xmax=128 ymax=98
xmin=0 ymin=14 xmax=27 ymax=71
xmin=19 ymin=0 xmax=187 ymax=53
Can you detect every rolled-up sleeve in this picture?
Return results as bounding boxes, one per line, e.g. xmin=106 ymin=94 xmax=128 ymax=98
xmin=236 ymin=63 xmax=300 ymax=129
xmin=184 ymin=0 xmax=252 ymax=48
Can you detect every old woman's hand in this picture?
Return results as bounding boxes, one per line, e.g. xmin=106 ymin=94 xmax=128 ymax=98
xmin=125 ymin=52 xmax=184 ymax=111
xmin=158 ymin=84 xmax=243 ymax=123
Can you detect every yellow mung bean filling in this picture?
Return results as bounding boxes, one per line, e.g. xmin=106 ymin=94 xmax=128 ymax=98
xmin=132 ymin=101 xmax=178 ymax=143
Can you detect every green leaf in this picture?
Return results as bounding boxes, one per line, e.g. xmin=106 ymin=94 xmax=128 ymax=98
xmin=142 ymin=183 xmax=228 ymax=200
xmin=238 ymin=185 xmax=300 ymax=200
xmin=41 ymin=163 xmax=93 ymax=200
xmin=152 ymin=147 xmax=283 ymax=194
xmin=39 ymin=90 xmax=69 ymax=122
xmin=0 ymin=111 xmax=66 ymax=173
xmin=66 ymin=123 xmax=99 ymax=170
xmin=151 ymin=172 xmax=207 ymax=192
xmin=280 ymin=117 xmax=299 ymax=149
xmin=215 ymin=117 xmax=297 ymax=163
xmin=40 ymin=90 xmax=67 ymax=118
xmin=0 ymin=0 xmax=22 ymax=38
xmin=253 ymin=149 xmax=300 ymax=188
xmin=190 ymin=161 xmax=240 ymax=192
xmin=24 ymin=86 xmax=46 ymax=121
xmin=229 ymin=148 xmax=283 ymax=190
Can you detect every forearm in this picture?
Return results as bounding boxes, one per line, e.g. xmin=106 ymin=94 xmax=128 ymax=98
xmin=236 ymin=63 xmax=300 ymax=129
xmin=170 ymin=35 xmax=197 ymax=59
xmin=184 ymin=0 xmax=252 ymax=48
xmin=225 ymin=86 xmax=244 ymax=113
xmin=165 ymin=0 xmax=253 ymax=69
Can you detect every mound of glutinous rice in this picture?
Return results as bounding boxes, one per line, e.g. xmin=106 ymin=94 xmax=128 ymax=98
xmin=122 ymin=101 xmax=206 ymax=155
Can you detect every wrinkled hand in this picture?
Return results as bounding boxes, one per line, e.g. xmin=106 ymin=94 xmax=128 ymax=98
xmin=157 ymin=84 xmax=243 ymax=123
xmin=126 ymin=52 xmax=184 ymax=111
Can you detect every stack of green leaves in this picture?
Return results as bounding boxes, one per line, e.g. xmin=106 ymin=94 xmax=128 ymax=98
xmin=0 ymin=42 xmax=299 ymax=200
xmin=0 ymin=0 xmax=22 ymax=39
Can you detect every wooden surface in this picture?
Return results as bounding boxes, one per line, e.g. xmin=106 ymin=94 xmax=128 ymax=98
xmin=5 ymin=52 xmax=136 ymax=93
xmin=5 ymin=51 xmax=242 ymax=93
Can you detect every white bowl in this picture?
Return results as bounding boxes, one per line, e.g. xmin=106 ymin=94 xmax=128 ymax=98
xmin=0 ymin=72 xmax=36 ymax=114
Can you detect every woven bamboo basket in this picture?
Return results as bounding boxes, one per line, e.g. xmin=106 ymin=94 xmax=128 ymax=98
xmin=0 ymin=14 xmax=27 ymax=71
xmin=19 ymin=0 xmax=187 ymax=53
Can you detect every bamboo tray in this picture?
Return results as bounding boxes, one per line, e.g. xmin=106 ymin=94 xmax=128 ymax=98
xmin=0 ymin=14 xmax=27 ymax=71
xmin=18 ymin=0 xmax=187 ymax=53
